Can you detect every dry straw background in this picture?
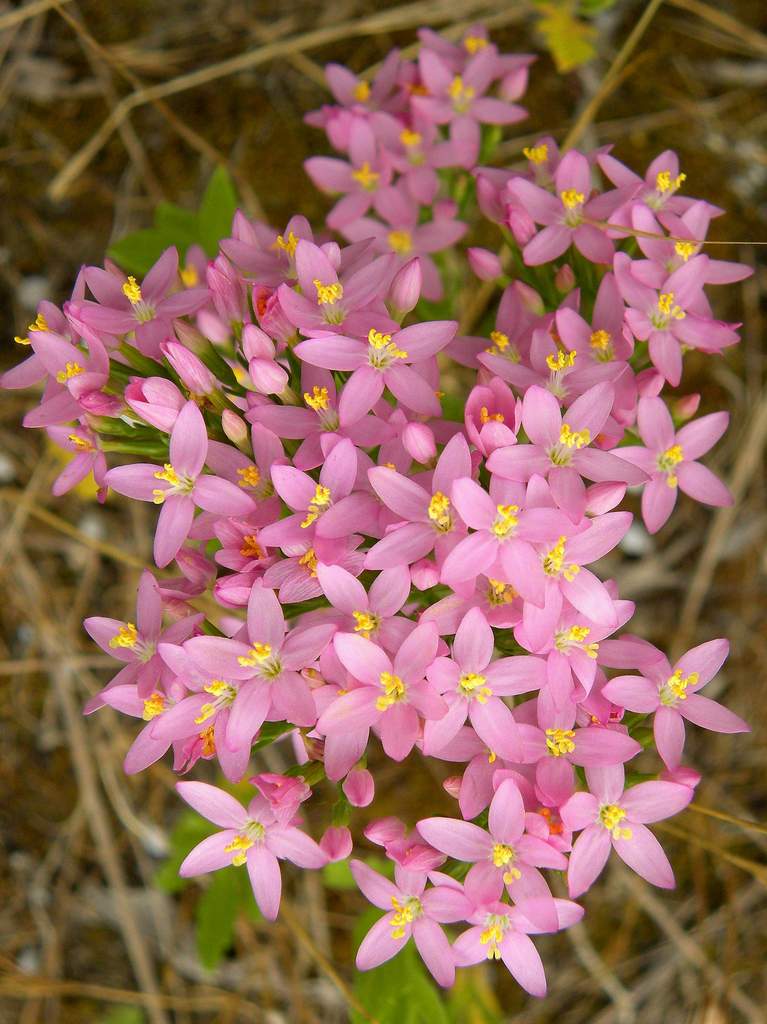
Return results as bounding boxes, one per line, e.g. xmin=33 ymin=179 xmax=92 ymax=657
xmin=0 ymin=0 xmax=766 ymax=1022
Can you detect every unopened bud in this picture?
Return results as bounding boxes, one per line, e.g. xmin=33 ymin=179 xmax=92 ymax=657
xmin=161 ymin=340 xmax=216 ymax=395
xmin=555 ymin=263 xmax=575 ymax=293
xmin=467 ymin=247 xmax=502 ymax=281
xmin=221 ymin=409 xmax=248 ymax=447
xmin=387 ymin=258 xmax=422 ymax=320
xmin=443 ymin=775 xmax=462 ymax=799
xmin=320 ymin=826 xmax=353 ymax=862
xmin=249 ymin=357 xmax=289 ymax=395
xmin=402 ymin=422 xmax=436 ymax=465
xmin=343 ymin=768 xmax=374 ymax=807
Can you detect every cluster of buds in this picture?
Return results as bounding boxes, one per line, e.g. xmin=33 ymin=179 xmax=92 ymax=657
xmin=5 ymin=23 xmax=750 ymax=997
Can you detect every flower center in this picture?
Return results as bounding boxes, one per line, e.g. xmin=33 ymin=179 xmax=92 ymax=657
xmin=388 ymin=229 xmax=413 ymax=254
xmin=152 ymin=462 xmax=194 ymax=503
xmin=458 ymin=672 xmax=492 ymax=703
xmin=656 ymin=169 xmax=686 ymax=196
xmin=523 ymin=144 xmax=548 ymax=165
xmin=142 ymin=692 xmax=166 ymax=721
xmin=560 ymin=189 xmax=585 ymax=225
xmin=427 ymin=491 xmax=453 ymax=532
xmin=367 ymin=328 xmax=408 ymax=369
xmin=599 ymin=803 xmax=632 ymax=840
xmin=546 ymin=727 xmax=576 ymax=757
xmin=559 ymin=423 xmax=591 ymax=450
xmin=237 ymin=464 xmax=261 ymax=488
xmin=491 ymin=503 xmax=519 ymax=539
xmin=353 ymin=80 xmax=370 ymax=102
xmin=240 ymin=534 xmax=264 ymax=559
xmin=589 ymin=329 xmax=614 ymax=362
xmin=492 ymin=843 xmax=522 ymax=884
xmin=376 ymin=671 xmax=406 ymax=711
xmin=313 ymin=279 xmax=344 ymax=306
xmin=464 ymin=34 xmax=487 ymax=53
xmin=480 ymin=912 xmax=510 ymax=960
xmin=659 ymin=668 xmax=699 ymax=706
xmin=390 ymin=895 xmax=422 ymax=938
xmin=194 ymin=679 xmax=238 ymax=725
xmin=122 ymin=276 xmax=156 ymax=322
xmin=448 ymin=75 xmax=475 ymax=112
xmin=485 ymin=329 xmax=520 ymax=361
xmin=301 ymin=484 xmax=332 ymax=528
xmin=651 ymin=291 xmax=686 ymax=329
xmin=674 ymin=240 xmax=697 ymax=262
xmin=237 ymin=642 xmax=273 ymax=667
xmin=480 ymin=406 xmax=504 ymax=425
xmin=298 ymin=548 xmax=318 ymax=577
xmin=487 ymin=577 xmax=517 ymax=606
xmin=224 ymin=820 xmax=266 ymax=865
xmin=109 ymin=622 xmax=138 ymax=650
xmin=351 ymin=161 xmax=379 ymax=191
xmin=274 ymin=231 xmax=299 ymax=259
xmin=542 ymin=536 xmax=580 ymax=580
xmin=352 ymin=610 xmax=380 ymax=639
xmin=657 ymin=443 xmax=683 ymax=487
xmin=56 ymin=361 xmax=84 ymax=384
xmin=554 ymin=625 xmax=599 ymax=658
xmin=546 ymin=349 xmax=577 ymax=398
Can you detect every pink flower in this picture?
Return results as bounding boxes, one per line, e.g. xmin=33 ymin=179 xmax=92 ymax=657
xmin=602 ymin=639 xmax=748 ymax=770
xmin=351 ymin=859 xmax=471 ymax=987
xmin=316 ymin=562 xmax=412 ymax=649
xmin=105 ymin=401 xmax=257 ymax=567
xmin=618 ymin=396 xmax=732 ymax=533
xmin=177 ymin=781 xmax=327 ymax=920
xmin=561 ymin=765 xmax=693 ymax=897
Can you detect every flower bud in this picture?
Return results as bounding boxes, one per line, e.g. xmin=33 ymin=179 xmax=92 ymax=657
xmin=402 ymin=422 xmax=436 ymax=465
xmin=443 ymin=775 xmax=462 ymax=799
xmin=674 ymin=393 xmax=700 ymax=422
xmin=506 ymin=203 xmax=536 ymax=245
xmin=124 ymin=376 xmax=185 ymax=432
xmin=161 ymin=340 xmax=216 ymax=395
xmin=387 ymin=257 xmax=422 ymax=319
xmin=467 ymin=247 xmax=502 ymax=281
xmin=320 ymin=826 xmax=353 ymax=862
xmin=515 ymin=281 xmax=545 ymax=315
xmin=411 ymin=558 xmax=439 ymax=590
xmin=343 ymin=768 xmax=374 ymax=807
xmin=364 ymin=817 xmax=405 ymax=846
xmin=80 ymin=392 xmax=123 ymax=417
xmin=221 ymin=409 xmax=249 ymax=448
xmin=249 ymin=357 xmax=289 ymax=395
xmin=555 ymin=263 xmax=575 ymax=293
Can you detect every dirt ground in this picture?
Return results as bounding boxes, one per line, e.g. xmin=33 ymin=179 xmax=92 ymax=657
xmin=1 ymin=0 xmax=766 ymax=1022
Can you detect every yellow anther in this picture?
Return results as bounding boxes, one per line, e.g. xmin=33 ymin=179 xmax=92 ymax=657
xmin=15 ymin=312 xmax=49 ymax=345
xmin=353 ymin=80 xmax=370 ymax=102
xmin=487 ymin=578 xmax=517 ymax=606
xmin=656 ymin=170 xmax=686 ymax=194
xmin=122 ymin=276 xmax=142 ymax=304
xmin=545 ymin=727 xmax=576 ymax=757
xmin=109 ymin=622 xmax=138 ymax=649
xmin=560 ymin=189 xmax=585 ymax=209
xmin=489 ymin=329 xmax=510 ymax=352
xmin=367 ymin=327 xmax=408 ymax=363
xmin=200 ymin=726 xmax=216 ymax=756
xmin=464 ymin=34 xmax=488 ymax=53
xmin=590 ymin=329 xmax=612 ymax=353
xmin=546 ymin=350 xmax=577 ymax=372
xmin=351 ymin=161 xmax=380 ymax=191
xmin=237 ymin=464 xmax=261 ymax=488
xmin=352 ymin=610 xmax=379 ymax=639
xmin=142 ymin=692 xmax=166 ymax=721
xmin=400 ymin=128 xmax=422 ymax=147
xmin=304 ymin=385 xmax=329 ymax=412
xmin=448 ymin=75 xmax=475 ymax=111
xmin=389 ymin=895 xmax=421 ymax=939
xmin=674 ymin=240 xmax=697 ymax=261
xmin=240 ymin=534 xmax=264 ymax=559
xmin=492 ymin=843 xmax=515 ymax=868
xmin=491 ymin=503 xmax=519 ymax=539
xmin=376 ymin=671 xmax=405 ymax=711
xmin=298 ymin=548 xmax=318 ymax=577
xmin=274 ymin=231 xmax=299 ymax=258
xmin=313 ymin=279 xmax=344 ymax=305
xmin=480 ymin=406 xmax=504 ymax=425
xmin=154 ymin=463 xmax=181 ymax=486
xmin=301 ymin=483 xmax=332 ymax=528
xmin=660 ymin=668 xmax=699 ymax=706
xmin=237 ymin=643 xmax=272 ymax=667
xmin=479 ymin=914 xmax=508 ymax=959
xmin=180 ymin=263 xmax=198 ymax=287
xmin=523 ymin=143 xmax=549 ymax=165
xmin=151 ymin=489 xmax=167 ymax=505
xmin=67 ymin=433 xmax=94 ymax=451
xmin=427 ymin=491 xmax=452 ymax=532
xmin=55 ymin=361 xmax=84 ymax=384
xmin=387 ymin=229 xmax=413 ymax=255
xmin=559 ymin=423 xmax=591 ymax=449
xmin=657 ymin=292 xmax=686 ymax=321
xmin=194 ymin=679 xmax=237 ymax=724
xmin=657 ymin=443 xmax=683 ymax=487
xmin=599 ymin=803 xmax=632 ymax=840
xmin=224 ymin=834 xmax=255 ymax=867
xmin=459 ymin=672 xmax=492 ymax=703
xmin=542 ymin=536 xmax=580 ymax=580
xmin=555 ymin=625 xmax=599 ymax=658
xmin=488 ymin=749 xmax=497 ymax=764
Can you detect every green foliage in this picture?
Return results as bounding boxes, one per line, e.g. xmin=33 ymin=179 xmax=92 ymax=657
xmin=100 ymin=1008 xmax=145 ymax=1024
xmin=532 ymin=0 xmax=618 ymax=72
xmin=107 ymin=166 xmax=239 ymax=275
xmin=323 ymin=859 xmax=357 ymax=891
xmin=195 ymin=865 xmax=261 ymax=970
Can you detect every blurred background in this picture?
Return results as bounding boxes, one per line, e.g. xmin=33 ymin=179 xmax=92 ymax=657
xmin=1 ymin=0 xmax=766 ymax=1021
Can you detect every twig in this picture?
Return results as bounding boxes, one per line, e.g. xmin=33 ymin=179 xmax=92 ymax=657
xmin=0 ymin=0 xmax=72 ymax=32
xmin=667 ymin=0 xmax=767 ymax=57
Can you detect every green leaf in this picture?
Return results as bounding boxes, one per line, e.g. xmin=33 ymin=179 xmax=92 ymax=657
xmin=351 ymin=910 xmax=450 ymax=1024
xmin=100 ymin=1008 xmax=145 ymax=1024
xmin=536 ymin=3 xmax=598 ymax=71
xmin=195 ymin=868 xmax=242 ymax=970
xmin=323 ymin=859 xmax=356 ymax=891
xmin=446 ymin=968 xmax=503 ymax=1023
xmin=199 ymin=166 xmax=238 ymax=257
xmin=155 ymin=201 xmax=199 ymax=244
xmin=107 ymin=228 xmax=179 ymax=277
xmin=251 ymin=720 xmax=295 ymax=752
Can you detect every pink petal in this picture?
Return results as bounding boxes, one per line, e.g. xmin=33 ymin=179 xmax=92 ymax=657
xmin=413 ymin=918 xmax=454 ymax=987
xmin=613 ymin=823 xmax=674 ymax=888
xmin=179 ymin=832 xmax=236 ymax=876
xmin=154 ymin=494 xmax=194 ymax=567
xmin=680 ymin=693 xmax=749 ymax=733
xmin=246 ymin=583 xmax=285 ymax=648
xmin=489 ymin=779 xmax=525 ymax=844
xmin=338 ymin=365 xmax=385 ymax=425
xmin=356 ymin=913 xmax=408 ymax=970
xmin=350 ymin=859 xmax=399 ymax=909
xmin=621 ymin=781 xmax=693 ymax=823
xmin=567 ymin=824 xmax=611 ymax=898
xmin=677 ymin=461 xmax=732 ymax=507
xmin=454 ymin=607 xmax=493 ymax=672
xmin=267 ymin=826 xmax=326 ymax=868
xmin=416 ymin=817 xmax=491 ymax=862
xmin=500 ymin=932 xmax=547 ymax=997
xmin=170 ymin=400 xmax=207 ymax=478
xmin=246 ymin=845 xmax=282 ymax=920
xmin=176 ymin=781 xmax=246 ymax=827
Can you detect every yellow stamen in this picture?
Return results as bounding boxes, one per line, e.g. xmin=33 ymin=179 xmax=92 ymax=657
xmin=427 ymin=491 xmax=452 ymax=532
xmin=599 ymin=803 xmax=632 ymax=840
xmin=660 ymin=668 xmax=699 ymax=706
xmin=55 ymin=361 xmax=84 ymax=384
xmin=313 ymin=279 xmax=344 ymax=305
xmin=487 ymin=578 xmax=517 ymax=606
xmin=15 ymin=312 xmax=49 ymax=345
xmin=142 ymin=692 xmax=165 ymax=721
xmin=388 ymin=229 xmax=413 ymax=255
xmin=480 ymin=406 xmax=504 ymax=425
xmin=459 ymin=672 xmax=492 ymax=703
xmin=304 ymin=385 xmax=329 ymax=412
xmin=480 ymin=914 xmax=508 ymax=959
xmin=400 ymin=128 xmax=422 ymax=147
xmin=368 ymin=327 xmax=408 ymax=364
xmin=657 ymin=443 xmax=683 ymax=487
xmin=492 ymin=843 xmax=515 ymax=868
xmin=298 ymin=548 xmax=318 ymax=577
xmin=200 ymin=726 xmax=216 ymax=756
xmin=274 ymin=231 xmax=299 ymax=258
xmin=674 ymin=240 xmax=697 ymax=261
xmin=224 ymin=834 xmax=255 ymax=867
xmin=590 ymin=329 xmax=611 ymax=352
xmin=67 ymin=433 xmax=94 ymax=451
xmin=154 ymin=463 xmax=180 ymax=486
xmin=352 ymin=610 xmax=379 ymax=639
xmin=523 ymin=144 xmax=548 ymax=165
xmin=389 ymin=895 xmax=421 ymax=939
xmin=122 ymin=276 xmax=142 ymax=304
xmin=464 ymin=34 xmax=488 ymax=53
xmin=491 ymin=503 xmax=519 ymax=539
xmin=560 ymin=189 xmax=585 ymax=209
xmin=559 ymin=423 xmax=591 ymax=449
xmin=376 ymin=671 xmax=405 ymax=711
xmin=546 ymin=350 xmax=577 ymax=372
xmin=301 ymin=483 xmax=332 ymax=528
xmin=237 ymin=643 xmax=272 ymax=667
xmin=109 ymin=622 xmax=138 ymax=649
xmin=237 ymin=464 xmax=261 ymax=488
xmin=448 ymin=75 xmax=475 ymax=111
xmin=353 ymin=80 xmax=370 ymax=102
xmin=240 ymin=534 xmax=264 ymax=559
xmin=180 ymin=263 xmax=198 ymax=287
xmin=351 ymin=161 xmax=379 ymax=191
xmin=656 ymin=292 xmax=686 ymax=323
xmin=656 ymin=170 xmax=686 ymax=194
xmin=546 ymin=727 xmax=576 ymax=757
xmin=555 ymin=625 xmax=599 ymax=658
xmin=542 ymin=536 xmax=580 ymax=580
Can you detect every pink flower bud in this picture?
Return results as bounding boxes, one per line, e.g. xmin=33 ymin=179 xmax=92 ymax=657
xmin=242 ymin=324 xmax=275 ymax=360
xmin=515 ymin=281 xmax=545 ymax=315
xmin=174 ymin=547 xmax=215 ymax=589
xmin=161 ymin=340 xmax=216 ymax=395
xmin=343 ymin=768 xmax=374 ymax=807
xmin=364 ymin=817 xmax=406 ymax=846
xmin=249 ymin=357 xmax=289 ymax=395
xmin=207 ymin=256 xmax=246 ymax=323
xmin=506 ymin=203 xmax=536 ymax=245
xmin=80 ymin=392 xmax=122 ymax=417
xmin=124 ymin=376 xmax=185 ymax=432
xmin=221 ymin=409 xmax=248 ymax=447
xmin=411 ymin=558 xmax=439 ymax=590
xmin=173 ymin=319 xmax=207 ymax=353
xmin=443 ymin=775 xmax=462 ymax=799
xmin=253 ymin=286 xmax=295 ymax=344
xmin=387 ymin=258 xmax=422 ymax=318
xmin=402 ymin=422 xmax=436 ymax=465
xmin=674 ymin=393 xmax=700 ymax=421
xmin=467 ymin=247 xmax=502 ymax=281
xmin=320 ymin=825 xmax=353 ymax=862
xmin=196 ymin=308 xmax=230 ymax=344
xmin=555 ymin=263 xmax=575 ymax=292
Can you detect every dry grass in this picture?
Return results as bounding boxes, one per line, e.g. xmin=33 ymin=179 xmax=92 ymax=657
xmin=1 ymin=0 xmax=766 ymax=1021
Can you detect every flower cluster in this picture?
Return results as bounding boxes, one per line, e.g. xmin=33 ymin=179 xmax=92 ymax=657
xmin=5 ymin=23 xmax=750 ymax=997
